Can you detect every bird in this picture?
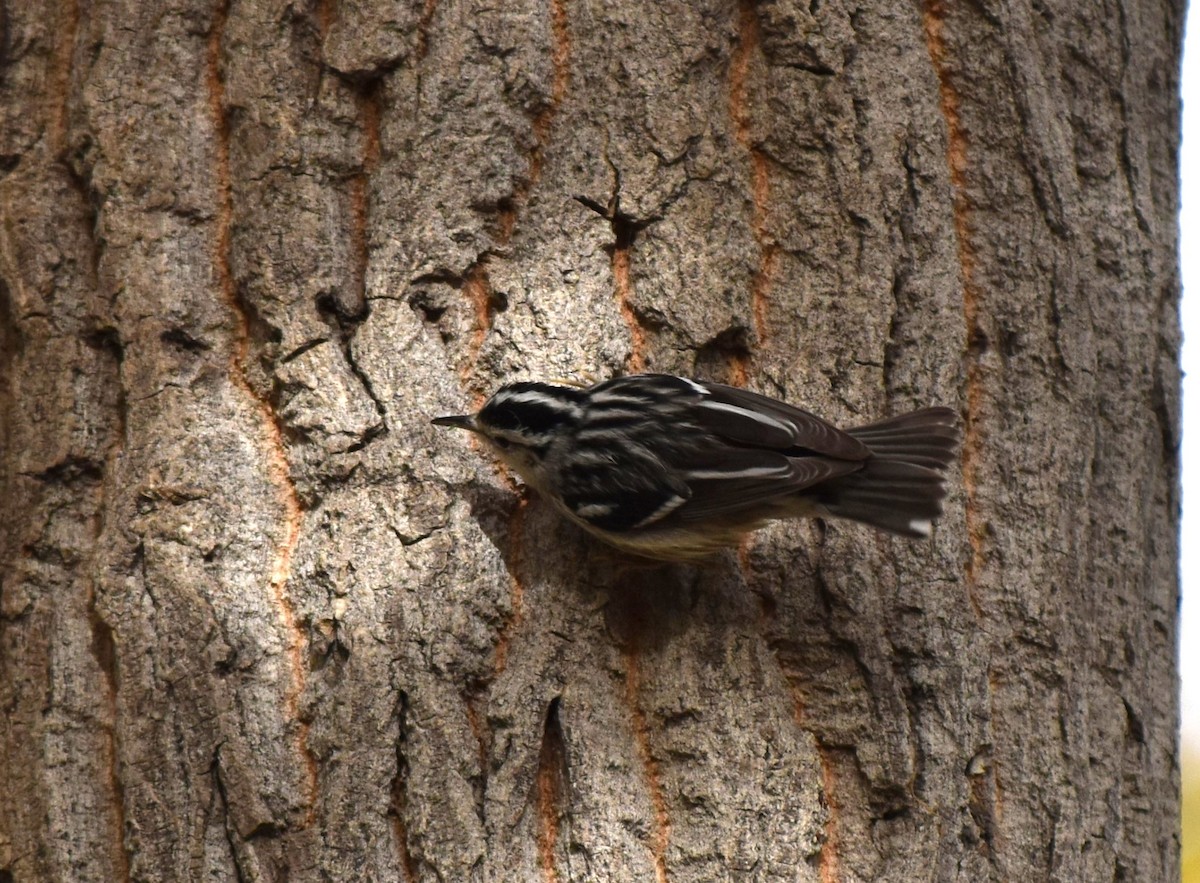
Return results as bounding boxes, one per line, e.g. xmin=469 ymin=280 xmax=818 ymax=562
xmin=433 ymin=373 xmax=959 ymax=560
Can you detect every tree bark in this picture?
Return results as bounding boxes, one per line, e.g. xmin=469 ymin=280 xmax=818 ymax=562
xmin=0 ymin=0 xmax=1182 ymax=880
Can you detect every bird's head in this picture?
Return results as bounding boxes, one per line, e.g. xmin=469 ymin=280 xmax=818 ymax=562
xmin=432 ymin=382 xmax=584 ymax=485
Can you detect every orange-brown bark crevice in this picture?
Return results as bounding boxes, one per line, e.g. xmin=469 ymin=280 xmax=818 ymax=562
xmin=462 ymin=260 xmax=497 ymax=400
xmin=730 ymin=0 xmax=776 ymax=349
xmin=389 ymin=813 xmax=417 ymax=882
xmin=613 ymin=242 xmax=647 ymax=373
xmin=924 ymin=6 xmax=999 ymax=866
xmin=208 ymin=0 xmax=318 ymax=820
xmin=47 ymin=0 xmax=81 ymax=154
xmin=349 ymin=83 xmax=383 ymax=314
xmin=416 ymin=0 xmax=439 ymax=62
xmin=465 ymin=0 xmax=571 ymax=375
xmin=817 ymin=749 xmax=841 ymax=883
xmin=921 ymin=0 xmax=985 ymax=617
xmin=779 ymin=662 xmax=842 ymax=882
xmin=389 ymin=695 xmax=418 ymax=883
xmin=576 ymin=191 xmax=652 ymax=372
xmin=315 ymin=0 xmax=334 ymax=41
xmin=623 ymin=647 xmax=670 ymax=882
xmin=507 ymin=0 xmax=571 ymax=245
xmin=535 ymin=698 xmax=567 ymax=883
xmin=517 ymin=0 xmax=572 ymax=229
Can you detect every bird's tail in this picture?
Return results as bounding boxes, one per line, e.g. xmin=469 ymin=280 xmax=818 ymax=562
xmin=816 ymin=407 xmax=960 ymax=538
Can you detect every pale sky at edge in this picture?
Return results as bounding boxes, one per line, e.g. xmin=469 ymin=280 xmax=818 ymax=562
xmin=1177 ymin=3 xmax=1197 ymax=742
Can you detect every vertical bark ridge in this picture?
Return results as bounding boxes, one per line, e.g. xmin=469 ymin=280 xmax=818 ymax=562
xmin=779 ymin=652 xmax=843 ymax=883
xmin=89 ymin=577 xmax=130 ymax=883
xmin=88 ymin=394 xmax=131 ymax=882
xmin=463 ymin=0 xmax=572 ymax=386
xmin=623 ymin=646 xmax=670 ymax=883
xmin=499 ymin=0 xmax=572 ymax=245
xmin=730 ymin=0 xmax=777 ymax=350
xmin=983 ymin=668 xmax=1007 ymax=860
xmin=206 ymin=0 xmax=317 ymax=821
xmin=60 ymin=2 xmax=132 ymax=874
xmin=921 ymin=0 xmax=986 ymax=619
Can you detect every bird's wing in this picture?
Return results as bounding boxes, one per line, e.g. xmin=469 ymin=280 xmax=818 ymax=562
xmin=692 ymin=381 xmax=872 ymax=460
xmin=564 ymin=375 xmax=869 ymax=532
xmin=558 ymin=448 xmax=692 ymax=532
xmin=675 ymin=454 xmax=861 ymax=522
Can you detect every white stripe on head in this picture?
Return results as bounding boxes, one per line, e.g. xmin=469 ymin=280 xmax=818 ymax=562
xmin=490 ymin=388 xmax=583 ymax=419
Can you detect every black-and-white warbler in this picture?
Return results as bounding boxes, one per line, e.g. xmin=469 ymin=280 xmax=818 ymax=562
xmin=434 ymin=374 xmax=959 ymax=560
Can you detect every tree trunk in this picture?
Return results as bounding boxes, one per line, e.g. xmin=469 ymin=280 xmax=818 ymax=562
xmin=0 ymin=0 xmax=1182 ymax=880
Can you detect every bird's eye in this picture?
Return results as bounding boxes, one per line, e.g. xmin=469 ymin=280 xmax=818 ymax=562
xmin=493 ymin=437 xmax=511 ymax=449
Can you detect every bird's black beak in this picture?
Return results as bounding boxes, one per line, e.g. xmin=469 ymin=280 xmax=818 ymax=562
xmin=432 ymin=414 xmax=478 ymax=432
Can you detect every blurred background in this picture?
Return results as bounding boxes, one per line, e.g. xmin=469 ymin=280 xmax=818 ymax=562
xmin=1179 ymin=4 xmax=1197 ymax=879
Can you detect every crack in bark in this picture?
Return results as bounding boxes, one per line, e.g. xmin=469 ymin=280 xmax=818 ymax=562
xmin=921 ymin=0 xmax=986 ymax=621
xmin=622 ymin=646 xmax=669 ymax=883
xmin=315 ymin=0 xmax=334 ymax=42
xmin=576 ymin=189 xmax=656 ymax=373
xmin=46 ymin=0 xmax=79 ymax=155
xmin=462 ymin=258 xmax=496 ymax=400
xmin=388 ymin=690 xmax=417 ymax=881
xmin=78 ymin=290 xmax=131 ymax=883
xmin=315 ymin=294 xmax=390 ymax=444
xmin=462 ymin=688 xmax=491 ymax=802
xmin=781 ymin=676 xmax=850 ymax=883
xmin=415 ymin=0 xmax=438 ymax=63
xmin=52 ymin=0 xmax=105 ymax=293
xmin=535 ymin=696 xmax=567 ymax=883
xmin=307 ymin=70 xmax=390 ymax=447
xmin=208 ymin=0 xmax=318 ymax=824
xmin=729 ymin=0 xmax=777 ymax=364
xmin=212 ymin=744 xmax=250 ymax=883
xmin=966 ymin=744 xmax=999 ymax=858
xmin=612 ymin=230 xmax=645 ymax=374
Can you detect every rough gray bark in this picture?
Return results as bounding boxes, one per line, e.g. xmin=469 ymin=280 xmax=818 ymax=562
xmin=0 ymin=0 xmax=1182 ymax=880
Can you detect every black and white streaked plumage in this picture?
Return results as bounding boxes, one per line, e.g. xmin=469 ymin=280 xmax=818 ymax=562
xmin=433 ymin=374 xmax=959 ymax=560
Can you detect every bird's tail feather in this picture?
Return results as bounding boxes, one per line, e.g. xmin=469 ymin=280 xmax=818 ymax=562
xmin=817 ymin=407 xmax=959 ymax=538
